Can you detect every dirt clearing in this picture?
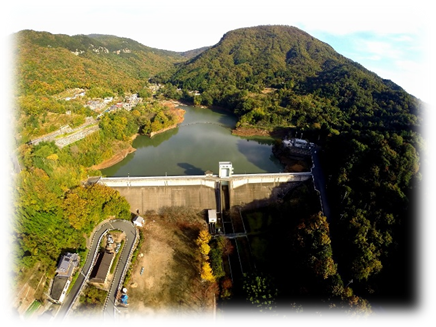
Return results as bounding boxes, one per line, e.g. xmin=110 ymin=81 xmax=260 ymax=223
xmin=124 ymin=208 xmax=216 ymax=319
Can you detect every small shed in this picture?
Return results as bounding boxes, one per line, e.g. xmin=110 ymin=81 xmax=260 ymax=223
xmin=208 ymin=209 xmax=217 ymax=224
xmin=133 ymin=215 xmax=145 ymax=227
xmin=120 ymin=294 xmax=128 ymax=305
xmin=205 ymin=170 xmax=213 ymax=177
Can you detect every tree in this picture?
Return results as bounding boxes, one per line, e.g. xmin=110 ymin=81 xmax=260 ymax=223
xmin=242 ymin=272 xmax=278 ymax=312
xmin=199 ymin=242 xmax=211 ymax=256
xmin=195 ymin=230 xmax=211 ymax=246
xmin=201 ymin=262 xmax=215 ymax=282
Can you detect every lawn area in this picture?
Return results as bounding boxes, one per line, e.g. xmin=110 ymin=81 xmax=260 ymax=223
xmin=24 ymin=300 xmax=41 ymax=318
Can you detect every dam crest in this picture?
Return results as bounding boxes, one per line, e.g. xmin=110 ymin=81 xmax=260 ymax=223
xmin=97 ymin=162 xmax=312 ymax=214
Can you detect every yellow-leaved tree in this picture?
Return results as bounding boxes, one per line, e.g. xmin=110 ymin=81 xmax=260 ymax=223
xmin=196 ymin=230 xmax=211 ymax=246
xmin=201 ymin=262 xmax=215 ymax=282
xmin=199 ymin=242 xmax=211 ymax=256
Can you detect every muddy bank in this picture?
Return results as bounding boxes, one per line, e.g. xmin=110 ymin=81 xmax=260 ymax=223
xmin=232 ymin=127 xmax=272 ymax=137
xmin=90 ymin=146 xmax=136 ymax=170
xmin=232 ymin=126 xmax=288 ymax=138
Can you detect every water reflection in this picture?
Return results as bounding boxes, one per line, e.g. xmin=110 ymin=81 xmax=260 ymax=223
xmin=177 ymin=163 xmax=204 ymax=175
xmin=101 ymin=105 xmax=283 ymax=177
xmin=133 ymin=127 xmax=179 ymax=148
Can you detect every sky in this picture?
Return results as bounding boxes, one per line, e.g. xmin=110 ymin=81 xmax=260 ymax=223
xmin=2 ymin=0 xmax=432 ymax=102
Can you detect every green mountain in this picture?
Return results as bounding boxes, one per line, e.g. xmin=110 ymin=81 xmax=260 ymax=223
xmin=13 ymin=30 xmax=190 ymax=143
xmin=162 ymin=25 xmax=423 ymax=303
xmin=12 ymin=25 xmax=423 ymax=310
xmin=165 ymin=25 xmax=421 ymax=134
xmin=15 ymin=30 xmax=185 ymax=97
xmin=178 ymin=46 xmax=211 ymax=59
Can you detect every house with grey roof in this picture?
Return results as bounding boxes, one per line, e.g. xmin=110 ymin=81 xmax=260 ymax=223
xmin=55 ymin=252 xmax=79 ymax=278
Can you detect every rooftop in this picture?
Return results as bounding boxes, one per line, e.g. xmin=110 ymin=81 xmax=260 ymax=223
xmin=50 ymin=276 xmax=69 ymax=302
xmin=90 ymin=251 xmax=115 ymax=284
xmin=56 ymin=252 xmax=79 ymax=278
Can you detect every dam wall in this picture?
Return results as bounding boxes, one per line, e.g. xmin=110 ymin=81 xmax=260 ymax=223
xmin=98 ymin=172 xmax=312 ymax=214
xmin=231 ymin=180 xmax=305 ymax=209
xmin=110 ymin=185 xmax=217 ymax=214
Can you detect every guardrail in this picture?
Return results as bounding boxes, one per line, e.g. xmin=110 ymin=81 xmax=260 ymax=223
xmin=102 ymin=220 xmax=139 ymax=316
xmin=63 ymin=228 xmax=108 ymax=319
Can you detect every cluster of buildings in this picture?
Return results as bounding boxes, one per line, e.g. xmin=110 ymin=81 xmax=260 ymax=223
xmin=94 ymin=94 xmax=142 ymax=118
xmin=64 ymin=90 xmax=86 ymax=101
xmin=49 ymin=215 xmax=145 ymax=306
xmin=282 ymin=138 xmax=314 ymax=156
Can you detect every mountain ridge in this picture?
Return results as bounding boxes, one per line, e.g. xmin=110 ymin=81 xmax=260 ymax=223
xmin=160 ymin=25 xmax=420 ymax=137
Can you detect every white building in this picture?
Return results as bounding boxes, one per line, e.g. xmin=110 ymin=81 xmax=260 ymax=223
xmin=133 ymin=215 xmax=145 ymax=227
xmin=219 ymin=161 xmax=233 ymax=178
xmin=283 ymin=138 xmax=313 ymax=149
xmin=56 ymin=252 xmax=79 ymax=278
xmin=208 ymin=209 xmax=217 ymax=224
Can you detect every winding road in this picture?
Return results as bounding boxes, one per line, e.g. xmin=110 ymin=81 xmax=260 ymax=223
xmin=56 ymin=219 xmax=138 ymax=321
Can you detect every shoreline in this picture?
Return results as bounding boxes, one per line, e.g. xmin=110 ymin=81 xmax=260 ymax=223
xmin=149 ymin=106 xmax=186 ymax=138
xmin=90 ymin=145 xmax=136 ymax=170
xmin=231 ymin=126 xmax=288 ymax=138
xmin=91 ymin=102 xmax=186 ymax=171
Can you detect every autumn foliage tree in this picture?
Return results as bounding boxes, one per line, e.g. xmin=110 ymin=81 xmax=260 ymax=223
xmin=201 ymin=262 xmax=215 ymax=282
xmin=294 ymin=213 xmax=337 ymax=279
xmin=62 ymin=184 xmax=131 ymax=233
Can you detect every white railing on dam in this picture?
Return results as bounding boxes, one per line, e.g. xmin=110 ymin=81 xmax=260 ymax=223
xmin=99 ymin=175 xmax=218 ymax=188
xmin=98 ymin=172 xmax=312 ymax=189
xmin=231 ymin=172 xmax=311 ymax=188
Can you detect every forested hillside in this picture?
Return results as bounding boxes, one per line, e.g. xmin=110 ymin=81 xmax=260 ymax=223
xmin=164 ymin=25 xmax=421 ymax=134
xmin=11 ymin=30 xmax=190 ymax=301
xmin=160 ymin=25 xmax=424 ymax=305
xmin=3 ymin=30 xmax=185 ymax=150
xmin=11 ymin=26 xmax=424 ymax=313
xmin=15 ymin=30 xmax=184 ymax=96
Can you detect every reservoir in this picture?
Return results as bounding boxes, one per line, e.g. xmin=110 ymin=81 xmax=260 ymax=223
xmin=101 ymin=105 xmax=284 ymax=176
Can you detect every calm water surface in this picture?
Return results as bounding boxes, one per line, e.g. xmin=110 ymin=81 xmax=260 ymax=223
xmin=101 ymin=105 xmax=283 ymax=176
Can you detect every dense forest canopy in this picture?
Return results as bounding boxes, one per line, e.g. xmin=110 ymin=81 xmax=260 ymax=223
xmin=11 ymin=25 xmax=424 ymax=311
xmin=161 ymin=25 xmax=421 ymax=134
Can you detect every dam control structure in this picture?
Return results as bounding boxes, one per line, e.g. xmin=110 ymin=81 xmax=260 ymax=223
xmin=97 ymin=162 xmax=313 ymax=215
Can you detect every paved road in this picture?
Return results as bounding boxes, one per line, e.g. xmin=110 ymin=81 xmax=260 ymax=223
xmin=56 ymin=219 xmax=137 ymax=321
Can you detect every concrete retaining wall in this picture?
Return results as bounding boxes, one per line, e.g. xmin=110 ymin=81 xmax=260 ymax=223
xmin=231 ymin=178 xmax=310 ymax=210
xmin=110 ymin=185 xmax=217 ymax=213
xmin=100 ymin=172 xmax=312 ymax=213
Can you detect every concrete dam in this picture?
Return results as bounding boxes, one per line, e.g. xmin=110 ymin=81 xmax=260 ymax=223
xmin=97 ymin=162 xmax=312 ymax=214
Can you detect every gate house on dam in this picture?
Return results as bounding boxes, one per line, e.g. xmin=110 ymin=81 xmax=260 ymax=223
xmin=97 ymin=162 xmax=312 ymax=214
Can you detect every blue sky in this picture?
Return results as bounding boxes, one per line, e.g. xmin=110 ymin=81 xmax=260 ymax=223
xmin=3 ymin=0 xmax=431 ymax=102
